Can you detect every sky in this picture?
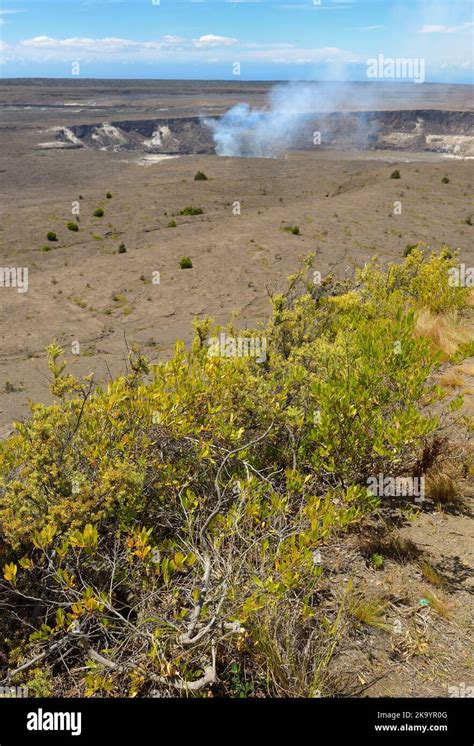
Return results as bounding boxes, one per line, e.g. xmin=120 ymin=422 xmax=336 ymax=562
xmin=0 ymin=0 xmax=473 ymax=82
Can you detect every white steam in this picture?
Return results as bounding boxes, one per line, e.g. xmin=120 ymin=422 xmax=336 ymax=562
xmin=203 ymin=81 xmax=379 ymax=158
xmin=203 ymin=83 xmax=319 ymax=158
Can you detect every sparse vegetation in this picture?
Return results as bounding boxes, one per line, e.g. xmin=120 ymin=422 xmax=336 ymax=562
xmin=426 ymin=470 xmax=461 ymax=506
xmin=47 ymin=231 xmax=57 ymax=242
xmin=347 ymin=591 xmax=390 ymax=630
xmin=179 ymin=256 xmax=193 ymax=269
xmin=370 ymin=553 xmax=384 ymax=570
xmin=423 ymin=591 xmax=451 ymax=618
xmin=194 ymin=171 xmax=208 ymax=181
xmin=441 ymin=175 xmax=450 ymax=184
xmin=390 ymin=170 xmax=401 ymax=179
xmin=4 ymin=380 xmax=23 ymax=394
xmin=167 ymin=219 xmax=177 ymax=228
xmin=419 ymin=561 xmax=444 ymax=587
xmin=93 ymin=208 xmax=104 ymax=218
xmin=118 ymin=242 xmax=127 ymax=254
xmin=179 ymin=206 xmax=203 ymax=216
xmin=67 ymin=222 xmax=79 ymax=232
xmin=282 ymin=225 xmax=300 ymax=235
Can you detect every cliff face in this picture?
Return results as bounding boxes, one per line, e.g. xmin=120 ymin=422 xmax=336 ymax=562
xmin=67 ymin=117 xmax=216 ymax=154
xmin=51 ymin=110 xmax=474 ymax=157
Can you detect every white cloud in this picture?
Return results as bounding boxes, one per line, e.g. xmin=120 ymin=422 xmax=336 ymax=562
xmin=7 ymin=28 xmax=471 ymax=73
xmin=21 ymin=36 xmax=138 ymax=49
xmin=194 ymin=34 xmax=238 ymax=47
xmin=419 ymin=21 xmax=474 ymax=34
xmin=348 ymin=25 xmax=386 ymax=32
xmin=0 ymin=7 xmax=25 ymax=24
xmin=11 ymin=35 xmax=358 ymax=65
xmin=420 ymin=24 xmax=457 ymax=34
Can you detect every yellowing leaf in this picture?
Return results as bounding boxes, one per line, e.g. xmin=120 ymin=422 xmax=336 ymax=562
xmin=3 ymin=562 xmax=17 ymax=585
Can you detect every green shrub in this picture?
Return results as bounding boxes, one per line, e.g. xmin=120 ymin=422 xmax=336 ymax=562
xmin=390 ymin=170 xmax=401 ymax=179
xmin=47 ymin=231 xmax=57 ymax=242
xmin=194 ymin=171 xmax=208 ymax=181
xmin=106 ymin=192 xmax=113 ymax=198
xmin=357 ymin=245 xmax=469 ymax=314
xmin=370 ymin=553 xmax=384 ymax=570
xmin=441 ymin=175 xmax=450 ymax=184
xmin=179 ymin=206 xmax=203 ymax=216
xmin=26 ymin=667 xmax=54 ymax=698
xmin=41 ymin=245 xmax=53 ymax=252
xmin=167 ymin=219 xmax=177 ymax=228
xmin=67 ymin=222 xmax=79 ymax=232
xmin=93 ymin=208 xmax=104 ymax=218
xmin=118 ymin=243 xmax=126 ymax=254
xmin=282 ymin=225 xmax=300 ymax=235
xmin=179 ymin=256 xmax=193 ymax=269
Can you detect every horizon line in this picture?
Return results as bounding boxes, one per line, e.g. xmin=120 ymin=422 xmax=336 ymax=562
xmin=1 ymin=77 xmax=473 ymax=86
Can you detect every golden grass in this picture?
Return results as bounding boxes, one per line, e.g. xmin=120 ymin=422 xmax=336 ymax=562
xmin=359 ymin=533 xmax=420 ymax=563
xmin=456 ymin=362 xmax=474 ymax=377
xmin=415 ymin=310 xmax=473 ymax=358
xmin=439 ymin=369 xmax=465 ymax=388
xmin=347 ymin=593 xmax=391 ymax=630
xmin=419 ymin=561 xmax=445 ymax=587
xmin=423 ymin=591 xmax=452 ymax=619
xmin=425 ymin=470 xmax=462 ymax=506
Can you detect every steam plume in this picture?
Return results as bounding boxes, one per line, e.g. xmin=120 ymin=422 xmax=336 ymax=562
xmin=203 ymin=83 xmax=319 ymax=158
xmin=203 ymin=81 xmax=378 ymax=158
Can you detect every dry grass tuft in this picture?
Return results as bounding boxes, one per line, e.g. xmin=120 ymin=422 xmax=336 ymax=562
xmin=347 ymin=593 xmax=391 ymax=630
xmin=359 ymin=532 xmax=421 ymax=563
xmin=425 ymin=469 xmax=463 ymax=507
xmin=423 ymin=591 xmax=452 ymax=619
xmin=419 ymin=561 xmax=445 ymax=587
xmin=415 ymin=310 xmax=473 ymax=358
xmin=456 ymin=362 xmax=474 ymax=377
xmin=439 ymin=369 xmax=465 ymax=388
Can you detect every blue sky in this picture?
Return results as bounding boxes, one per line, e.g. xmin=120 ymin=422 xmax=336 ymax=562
xmin=0 ymin=0 xmax=472 ymax=82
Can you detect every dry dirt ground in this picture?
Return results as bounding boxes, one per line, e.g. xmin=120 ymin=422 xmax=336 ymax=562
xmin=320 ymin=486 xmax=474 ymax=697
xmin=0 ymin=149 xmax=473 ymax=432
